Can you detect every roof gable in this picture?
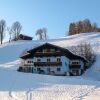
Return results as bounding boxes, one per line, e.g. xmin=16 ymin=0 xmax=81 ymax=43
xmin=20 ymin=43 xmax=87 ymax=62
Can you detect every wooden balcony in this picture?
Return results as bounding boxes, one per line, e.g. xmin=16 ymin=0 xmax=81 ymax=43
xmin=69 ymin=65 xmax=81 ymax=69
xmin=34 ymin=62 xmax=62 ymax=66
xmin=34 ymin=51 xmax=62 ymax=57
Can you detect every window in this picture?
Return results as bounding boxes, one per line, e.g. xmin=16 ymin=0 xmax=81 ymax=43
xmin=57 ymin=68 xmax=61 ymax=71
xmin=51 ymin=49 xmax=55 ymax=52
xmin=37 ymin=59 xmax=41 ymax=62
xmin=56 ymin=49 xmax=60 ymax=52
xmin=43 ymin=49 xmax=48 ymax=53
xmin=72 ymin=62 xmax=79 ymax=64
xmin=28 ymin=61 xmax=31 ymax=63
xmin=71 ymin=69 xmax=79 ymax=76
xmin=47 ymin=67 xmax=50 ymax=72
xmin=47 ymin=49 xmax=50 ymax=52
xmin=36 ymin=50 xmax=41 ymax=53
xmin=28 ymin=61 xmax=34 ymax=63
xmin=31 ymin=61 xmax=34 ymax=63
xmin=57 ymin=58 xmax=61 ymax=62
xmin=37 ymin=68 xmax=41 ymax=71
xmin=47 ymin=58 xmax=50 ymax=62
xmin=27 ymin=61 xmax=30 ymax=63
xmin=65 ymin=62 xmax=67 ymax=66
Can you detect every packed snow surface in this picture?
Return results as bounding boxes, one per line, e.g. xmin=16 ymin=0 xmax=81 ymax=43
xmin=0 ymin=32 xmax=100 ymax=100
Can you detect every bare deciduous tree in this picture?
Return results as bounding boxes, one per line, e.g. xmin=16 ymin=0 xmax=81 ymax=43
xmin=68 ymin=23 xmax=76 ymax=35
xmin=69 ymin=43 xmax=96 ymax=68
xmin=35 ymin=28 xmax=48 ymax=40
xmin=0 ymin=19 xmax=6 ymax=44
xmin=11 ymin=21 xmax=22 ymax=41
xmin=42 ymin=28 xmax=48 ymax=40
xmin=35 ymin=28 xmax=43 ymax=40
xmin=7 ymin=27 xmax=12 ymax=42
xmin=68 ymin=19 xmax=100 ymax=35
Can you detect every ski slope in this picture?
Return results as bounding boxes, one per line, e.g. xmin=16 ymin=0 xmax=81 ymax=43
xmin=0 ymin=32 xmax=100 ymax=100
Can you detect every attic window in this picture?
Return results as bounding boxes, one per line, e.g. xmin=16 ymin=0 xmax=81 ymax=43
xmin=51 ymin=49 xmax=55 ymax=52
xmin=43 ymin=49 xmax=48 ymax=53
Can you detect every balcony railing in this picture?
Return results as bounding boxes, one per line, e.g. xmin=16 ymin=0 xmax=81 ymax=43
xmin=34 ymin=51 xmax=62 ymax=56
xmin=34 ymin=62 xmax=62 ymax=66
xmin=69 ymin=65 xmax=81 ymax=69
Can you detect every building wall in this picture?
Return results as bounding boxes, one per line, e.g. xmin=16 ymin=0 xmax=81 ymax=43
xmin=21 ymin=56 xmax=84 ymax=75
xmin=22 ymin=56 xmax=70 ymax=75
xmin=61 ymin=56 xmax=70 ymax=75
xmin=70 ymin=60 xmax=84 ymax=69
xmin=69 ymin=60 xmax=84 ymax=75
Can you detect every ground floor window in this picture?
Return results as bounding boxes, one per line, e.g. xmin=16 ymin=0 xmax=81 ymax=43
xmin=71 ymin=69 xmax=80 ymax=76
xmin=37 ymin=68 xmax=41 ymax=71
xmin=57 ymin=67 xmax=61 ymax=71
xmin=47 ymin=67 xmax=50 ymax=72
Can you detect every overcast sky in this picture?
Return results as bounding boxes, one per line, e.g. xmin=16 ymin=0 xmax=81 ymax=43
xmin=0 ymin=0 xmax=100 ymax=40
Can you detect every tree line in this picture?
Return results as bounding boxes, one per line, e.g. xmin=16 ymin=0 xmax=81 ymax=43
xmin=68 ymin=19 xmax=100 ymax=35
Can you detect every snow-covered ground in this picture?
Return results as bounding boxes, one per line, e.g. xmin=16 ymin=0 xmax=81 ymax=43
xmin=0 ymin=32 xmax=100 ymax=100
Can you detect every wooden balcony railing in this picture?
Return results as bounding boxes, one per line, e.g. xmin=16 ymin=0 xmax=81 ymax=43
xmin=69 ymin=65 xmax=81 ymax=69
xmin=34 ymin=51 xmax=62 ymax=56
xmin=34 ymin=62 xmax=62 ymax=66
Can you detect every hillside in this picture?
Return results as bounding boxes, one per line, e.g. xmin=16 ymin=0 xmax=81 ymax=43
xmin=0 ymin=32 xmax=100 ymax=100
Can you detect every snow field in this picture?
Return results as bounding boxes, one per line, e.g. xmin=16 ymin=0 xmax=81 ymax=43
xmin=0 ymin=32 xmax=100 ymax=100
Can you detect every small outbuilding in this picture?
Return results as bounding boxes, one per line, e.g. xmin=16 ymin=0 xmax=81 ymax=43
xmin=13 ymin=34 xmax=33 ymax=41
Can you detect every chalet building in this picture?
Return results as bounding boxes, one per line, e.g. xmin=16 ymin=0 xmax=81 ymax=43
xmin=13 ymin=34 xmax=33 ymax=41
xmin=19 ymin=43 xmax=87 ymax=76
